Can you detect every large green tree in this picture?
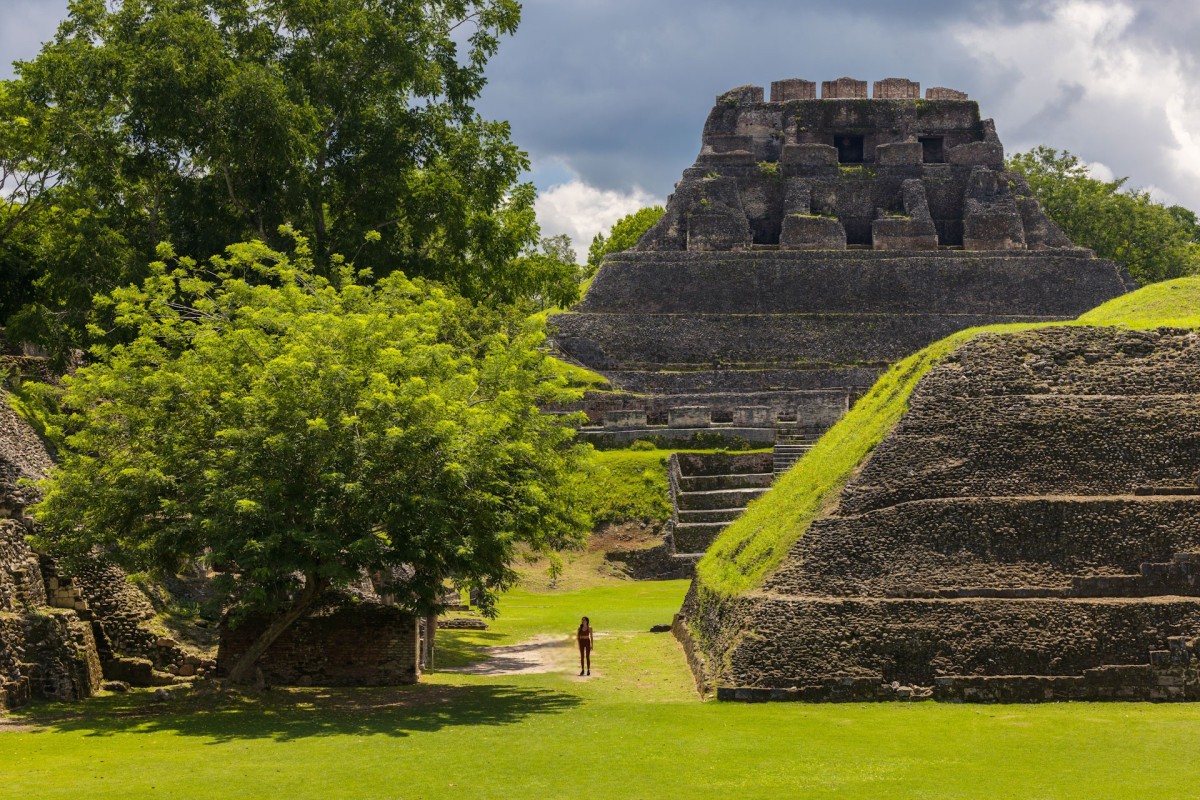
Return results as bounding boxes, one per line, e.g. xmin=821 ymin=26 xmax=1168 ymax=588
xmin=31 ymin=230 xmax=589 ymax=681
xmin=586 ymin=205 xmax=664 ymax=277
xmin=5 ymin=0 xmax=575 ymax=356
xmin=1008 ymin=147 xmax=1200 ymax=285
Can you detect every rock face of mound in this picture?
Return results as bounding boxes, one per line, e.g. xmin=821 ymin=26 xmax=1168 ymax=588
xmin=680 ymin=326 xmax=1200 ymax=702
xmin=550 ymin=78 xmax=1131 ymax=446
xmin=0 ymin=398 xmax=103 ymax=708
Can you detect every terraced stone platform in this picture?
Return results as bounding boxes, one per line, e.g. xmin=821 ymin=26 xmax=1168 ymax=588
xmin=680 ymin=326 xmax=1200 ymax=701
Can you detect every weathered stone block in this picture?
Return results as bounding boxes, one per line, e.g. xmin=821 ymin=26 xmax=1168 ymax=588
xmin=718 ymin=85 xmax=764 ymax=105
xmin=781 ymin=143 xmax=838 ymax=167
xmin=106 ymin=656 xmax=155 ymax=686
xmin=925 ymin=87 xmax=969 ymax=100
xmin=873 ymin=78 xmax=920 ymax=99
xmin=732 ymin=406 xmax=775 ymax=426
xmin=821 ymin=77 xmax=867 ymax=99
xmin=604 ymin=409 xmax=648 ymax=428
xmin=668 ymin=407 xmax=712 ymax=428
xmin=779 ymin=215 xmax=846 ymax=250
xmin=686 ymin=208 xmax=752 ymax=252
xmin=873 ymin=216 xmax=938 ymax=250
xmin=948 ymin=141 xmax=1004 ymax=168
xmin=770 ymin=79 xmax=816 ymax=102
xmin=875 ymin=141 xmax=923 ymax=165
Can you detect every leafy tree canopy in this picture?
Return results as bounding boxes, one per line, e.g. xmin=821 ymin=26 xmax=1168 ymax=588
xmin=30 ymin=228 xmax=590 ymax=680
xmin=1007 ymin=146 xmax=1200 ymax=285
xmin=586 ymin=206 xmax=665 ymax=277
xmin=3 ymin=0 xmax=565 ymax=356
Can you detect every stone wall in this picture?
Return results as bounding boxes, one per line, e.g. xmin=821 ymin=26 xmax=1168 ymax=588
xmin=0 ymin=609 xmax=103 ymax=709
xmin=576 ymin=251 xmax=1127 ymax=317
xmin=0 ymin=386 xmax=175 ymax=706
xmin=1 ymin=519 xmax=46 ymax=611
xmin=216 ymin=598 xmax=419 ymax=687
xmin=714 ymin=596 xmax=1200 ymax=690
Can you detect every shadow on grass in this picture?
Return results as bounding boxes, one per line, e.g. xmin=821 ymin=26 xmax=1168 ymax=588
xmin=5 ymin=681 xmax=581 ymax=742
xmin=434 ymin=630 xmax=508 ymax=669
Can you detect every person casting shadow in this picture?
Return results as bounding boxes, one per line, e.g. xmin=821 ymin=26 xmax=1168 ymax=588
xmin=577 ymin=616 xmax=593 ymax=676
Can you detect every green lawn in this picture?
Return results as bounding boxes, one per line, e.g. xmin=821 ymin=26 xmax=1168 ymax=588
xmin=4 ymin=577 xmax=1200 ymax=799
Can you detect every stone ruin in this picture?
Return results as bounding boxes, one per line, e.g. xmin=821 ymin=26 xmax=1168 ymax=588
xmin=679 ymin=326 xmax=1200 ymax=702
xmin=0 ymin=386 xmax=220 ymax=707
xmin=549 ymin=77 xmax=1131 ymax=447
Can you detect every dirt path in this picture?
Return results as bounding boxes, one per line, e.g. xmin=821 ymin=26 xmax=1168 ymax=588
xmin=444 ymin=633 xmax=605 ymax=677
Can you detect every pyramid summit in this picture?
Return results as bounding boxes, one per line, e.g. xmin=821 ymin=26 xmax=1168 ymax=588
xmin=550 ymin=77 xmax=1131 ymax=561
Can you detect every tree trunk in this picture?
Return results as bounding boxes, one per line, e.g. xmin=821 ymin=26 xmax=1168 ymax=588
xmin=227 ymin=571 xmax=325 ymax=686
xmin=423 ymin=612 xmax=437 ymax=670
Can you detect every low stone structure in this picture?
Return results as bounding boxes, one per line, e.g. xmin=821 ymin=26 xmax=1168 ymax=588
xmin=216 ymin=597 xmax=419 ymax=687
xmin=679 ymin=326 xmax=1200 ymax=702
xmin=550 ymin=77 xmax=1129 ymax=448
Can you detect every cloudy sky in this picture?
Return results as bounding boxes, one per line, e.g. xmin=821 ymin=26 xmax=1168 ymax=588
xmin=5 ymin=0 xmax=1200 ymax=260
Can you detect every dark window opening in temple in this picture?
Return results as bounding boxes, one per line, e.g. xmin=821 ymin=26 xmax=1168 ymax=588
xmin=920 ymin=136 xmax=945 ymax=163
xmin=835 ymin=134 xmax=864 ymax=164
xmin=844 ymin=219 xmax=872 ymax=247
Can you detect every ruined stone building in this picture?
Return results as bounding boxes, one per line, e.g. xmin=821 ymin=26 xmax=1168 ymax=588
xmin=550 ymin=77 xmax=1129 ymax=446
xmin=554 ymin=76 xmax=1133 ymax=566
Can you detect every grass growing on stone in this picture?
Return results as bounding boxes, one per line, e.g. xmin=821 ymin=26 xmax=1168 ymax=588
xmin=575 ymin=446 xmax=770 ymax=528
xmin=575 ymin=447 xmax=674 ymax=525
xmin=697 ymin=275 xmax=1200 ymax=598
xmin=545 ymin=355 xmax=611 ymax=391
xmin=1076 ymin=275 xmax=1200 ymax=329
xmin=5 ymin=576 xmax=1200 ymax=800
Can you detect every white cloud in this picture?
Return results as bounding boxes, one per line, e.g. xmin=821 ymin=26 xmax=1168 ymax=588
xmin=951 ymin=0 xmax=1200 ymax=206
xmin=1085 ymin=161 xmax=1116 ymax=182
xmin=534 ymin=179 xmax=662 ymax=263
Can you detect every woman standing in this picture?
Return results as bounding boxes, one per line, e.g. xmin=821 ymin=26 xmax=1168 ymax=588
xmin=577 ymin=616 xmax=593 ymax=676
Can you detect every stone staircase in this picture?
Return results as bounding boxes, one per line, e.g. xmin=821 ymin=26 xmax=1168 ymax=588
xmin=772 ymin=430 xmax=820 ymax=475
xmin=667 ymin=453 xmax=774 ymax=556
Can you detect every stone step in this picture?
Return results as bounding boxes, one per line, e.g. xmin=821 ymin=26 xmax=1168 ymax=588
xmin=679 ymin=472 xmax=774 ymax=491
xmin=672 ymin=523 xmax=729 ymax=554
xmin=678 ymin=508 xmax=744 ymax=523
xmin=676 ymin=487 xmax=769 ymax=511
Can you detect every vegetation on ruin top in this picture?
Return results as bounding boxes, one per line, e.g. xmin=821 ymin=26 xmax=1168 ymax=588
xmin=696 ymin=276 xmax=1200 ymax=598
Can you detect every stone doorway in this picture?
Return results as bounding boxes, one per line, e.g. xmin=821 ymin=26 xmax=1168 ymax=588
xmin=835 ymin=134 xmax=864 ymax=163
xmin=919 ymin=136 xmax=945 ymax=163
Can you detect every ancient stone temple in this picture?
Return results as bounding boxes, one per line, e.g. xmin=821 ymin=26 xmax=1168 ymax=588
xmin=550 ymin=78 xmax=1130 ymax=446
xmin=681 ymin=325 xmax=1200 ymax=702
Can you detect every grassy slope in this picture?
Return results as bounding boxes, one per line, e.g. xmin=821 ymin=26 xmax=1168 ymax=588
xmin=698 ymin=276 xmax=1200 ymax=597
xmin=546 ymin=354 xmax=611 ymax=391
xmin=5 ymin=577 xmax=1200 ymax=799
xmin=576 ymin=448 xmax=674 ymax=525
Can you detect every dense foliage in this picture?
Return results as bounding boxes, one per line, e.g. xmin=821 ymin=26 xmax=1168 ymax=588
xmin=2 ymin=0 xmax=577 ymax=357
xmin=30 ymin=230 xmax=590 ymax=677
xmin=1008 ymin=147 xmax=1200 ymax=285
xmin=585 ymin=206 xmax=665 ymax=276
